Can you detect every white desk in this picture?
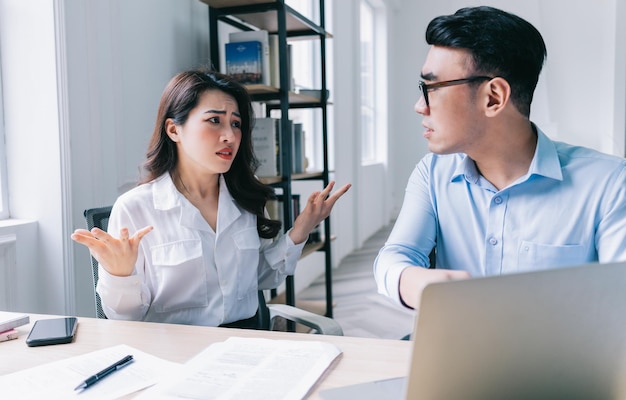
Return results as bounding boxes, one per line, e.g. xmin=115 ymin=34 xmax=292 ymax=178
xmin=1 ymin=313 xmax=410 ymax=399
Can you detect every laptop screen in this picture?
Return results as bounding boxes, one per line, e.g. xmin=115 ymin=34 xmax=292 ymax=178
xmin=405 ymin=261 xmax=626 ymax=399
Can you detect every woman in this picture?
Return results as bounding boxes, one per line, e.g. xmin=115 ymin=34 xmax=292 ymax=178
xmin=72 ymin=69 xmax=350 ymax=326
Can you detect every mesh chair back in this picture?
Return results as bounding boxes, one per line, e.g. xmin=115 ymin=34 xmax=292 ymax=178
xmin=83 ymin=206 xmax=113 ymax=319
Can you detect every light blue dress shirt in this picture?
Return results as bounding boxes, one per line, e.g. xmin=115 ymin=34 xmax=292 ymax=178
xmin=375 ymin=127 xmax=626 ymax=306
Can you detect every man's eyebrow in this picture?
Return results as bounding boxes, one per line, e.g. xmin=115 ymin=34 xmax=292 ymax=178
xmin=420 ymin=72 xmax=437 ymax=81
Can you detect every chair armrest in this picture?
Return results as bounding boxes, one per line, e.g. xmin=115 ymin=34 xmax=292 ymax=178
xmin=266 ymin=304 xmax=343 ymax=336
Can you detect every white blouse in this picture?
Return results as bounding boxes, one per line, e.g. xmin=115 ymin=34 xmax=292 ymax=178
xmin=97 ymin=173 xmax=305 ymax=326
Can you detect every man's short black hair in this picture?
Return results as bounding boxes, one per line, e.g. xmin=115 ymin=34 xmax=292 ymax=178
xmin=426 ymin=6 xmax=547 ymax=117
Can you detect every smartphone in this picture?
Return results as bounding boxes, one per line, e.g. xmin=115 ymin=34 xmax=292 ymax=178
xmin=25 ymin=317 xmax=78 ymax=347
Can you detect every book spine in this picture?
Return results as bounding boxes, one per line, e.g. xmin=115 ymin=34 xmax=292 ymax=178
xmin=292 ymin=123 xmax=305 ymax=173
xmin=0 ymin=328 xmax=19 ymax=342
xmin=268 ymin=34 xmax=280 ymax=88
xmin=252 ymin=117 xmax=280 ymax=177
xmin=266 ymin=194 xmax=300 ymax=225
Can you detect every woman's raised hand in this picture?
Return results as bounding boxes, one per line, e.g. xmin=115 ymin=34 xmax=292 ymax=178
xmin=289 ymin=181 xmax=351 ymax=244
xmin=71 ymin=226 xmax=153 ymax=277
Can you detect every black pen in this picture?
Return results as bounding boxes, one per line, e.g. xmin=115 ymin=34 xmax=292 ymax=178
xmin=74 ymin=354 xmax=134 ymax=391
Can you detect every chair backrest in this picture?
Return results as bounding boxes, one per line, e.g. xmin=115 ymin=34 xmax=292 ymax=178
xmin=83 ymin=206 xmax=113 ymax=319
xmin=82 ymin=206 xmax=271 ymax=327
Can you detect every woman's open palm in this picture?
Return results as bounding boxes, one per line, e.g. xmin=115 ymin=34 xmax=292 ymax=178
xmin=71 ymin=226 xmax=153 ymax=277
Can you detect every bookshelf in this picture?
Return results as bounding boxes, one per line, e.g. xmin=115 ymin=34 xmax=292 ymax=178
xmin=200 ymin=0 xmax=335 ymax=320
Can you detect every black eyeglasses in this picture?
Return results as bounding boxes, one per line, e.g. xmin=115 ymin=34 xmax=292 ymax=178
xmin=418 ymin=76 xmax=494 ymax=107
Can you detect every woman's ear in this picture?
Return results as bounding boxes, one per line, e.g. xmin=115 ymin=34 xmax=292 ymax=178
xmin=165 ymin=118 xmax=180 ymax=142
xmin=484 ymin=77 xmax=511 ymax=117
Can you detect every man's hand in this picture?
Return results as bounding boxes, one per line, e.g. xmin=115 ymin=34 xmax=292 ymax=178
xmin=399 ymin=267 xmax=471 ymax=309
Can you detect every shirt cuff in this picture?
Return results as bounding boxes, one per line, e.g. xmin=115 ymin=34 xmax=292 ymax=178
xmin=96 ymin=266 xmax=142 ymax=299
xmin=383 ymin=264 xmax=411 ymax=307
xmin=263 ymin=228 xmax=307 ymax=276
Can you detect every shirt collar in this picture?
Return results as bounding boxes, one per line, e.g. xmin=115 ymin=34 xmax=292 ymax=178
xmin=152 ymin=173 xmax=242 ymax=232
xmin=526 ymin=126 xmax=563 ymax=181
xmin=152 ymin=173 xmax=181 ymax=210
xmin=451 ymin=124 xmax=563 ymax=184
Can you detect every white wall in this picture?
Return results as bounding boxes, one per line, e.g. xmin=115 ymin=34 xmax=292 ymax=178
xmin=0 ymin=0 xmax=65 ymax=313
xmin=66 ymin=0 xmax=210 ymax=316
xmin=0 ymin=0 xmax=209 ymax=316
xmin=331 ymin=0 xmax=393 ymax=256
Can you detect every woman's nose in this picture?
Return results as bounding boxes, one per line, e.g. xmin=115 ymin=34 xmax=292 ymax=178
xmin=222 ymin=127 xmax=236 ymax=142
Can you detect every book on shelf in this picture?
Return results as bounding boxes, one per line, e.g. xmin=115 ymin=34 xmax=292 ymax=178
xmin=224 ymin=40 xmax=263 ymax=85
xmin=269 ymin=35 xmax=295 ymax=90
xmin=306 ymin=224 xmax=322 ymax=244
xmin=287 ymin=43 xmax=294 ymax=90
xmin=268 ymin=33 xmax=280 ymax=88
xmin=229 ymin=30 xmax=271 ymax=87
xmin=252 ymin=117 xmax=282 ymax=177
xmin=0 ymin=311 xmax=29 ymax=332
xmin=266 ymin=193 xmax=300 ymax=226
xmin=292 ymin=122 xmax=306 ymax=174
xmin=0 ymin=328 xmax=19 ymax=342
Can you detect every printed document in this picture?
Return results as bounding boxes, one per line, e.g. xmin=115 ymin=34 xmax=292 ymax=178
xmin=136 ymin=336 xmax=342 ymax=400
xmin=0 ymin=344 xmax=179 ymax=399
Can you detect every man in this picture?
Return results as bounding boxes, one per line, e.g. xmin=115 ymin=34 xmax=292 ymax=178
xmin=374 ymin=6 xmax=626 ymax=309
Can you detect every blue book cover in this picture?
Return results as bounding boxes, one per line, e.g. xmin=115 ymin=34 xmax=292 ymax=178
xmin=225 ymin=40 xmax=263 ymax=85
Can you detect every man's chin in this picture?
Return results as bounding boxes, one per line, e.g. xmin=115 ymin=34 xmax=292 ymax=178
xmin=428 ymin=143 xmax=452 ymax=155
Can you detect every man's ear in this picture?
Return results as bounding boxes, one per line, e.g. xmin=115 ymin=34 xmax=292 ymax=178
xmin=165 ymin=118 xmax=179 ymax=142
xmin=484 ymin=77 xmax=511 ymax=117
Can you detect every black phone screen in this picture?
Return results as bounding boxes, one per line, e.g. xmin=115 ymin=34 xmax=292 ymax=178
xmin=25 ymin=317 xmax=78 ymax=347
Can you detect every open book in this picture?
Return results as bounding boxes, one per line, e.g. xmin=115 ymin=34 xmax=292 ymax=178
xmin=136 ymin=336 xmax=342 ymax=400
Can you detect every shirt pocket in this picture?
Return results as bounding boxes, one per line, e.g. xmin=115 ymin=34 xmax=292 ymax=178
xmin=231 ymin=228 xmax=261 ymax=300
xmin=150 ymin=239 xmax=209 ymax=313
xmin=517 ymin=241 xmax=587 ymax=273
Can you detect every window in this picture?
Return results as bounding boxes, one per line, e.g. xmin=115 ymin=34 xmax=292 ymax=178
xmin=283 ymin=0 xmax=326 ymax=172
xmin=359 ymin=0 xmax=387 ymax=165
xmin=0 ymin=50 xmax=9 ymax=219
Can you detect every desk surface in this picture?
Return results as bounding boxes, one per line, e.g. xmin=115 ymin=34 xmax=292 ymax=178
xmin=1 ymin=313 xmax=410 ymax=399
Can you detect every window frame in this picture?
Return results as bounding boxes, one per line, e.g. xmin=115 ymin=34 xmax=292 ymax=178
xmin=0 ymin=47 xmax=10 ymax=220
xmin=359 ymin=0 xmax=387 ymax=166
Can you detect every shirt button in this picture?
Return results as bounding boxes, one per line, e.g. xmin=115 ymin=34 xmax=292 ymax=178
xmin=489 ymin=237 xmax=498 ymax=245
xmin=494 ymin=197 xmax=502 ymax=204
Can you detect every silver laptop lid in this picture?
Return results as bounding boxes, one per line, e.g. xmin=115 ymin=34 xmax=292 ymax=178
xmin=405 ymin=262 xmax=626 ymax=400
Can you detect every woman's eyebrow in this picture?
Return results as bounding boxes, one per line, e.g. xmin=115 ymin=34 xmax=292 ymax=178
xmin=203 ymin=110 xmax=241 ymax=118
xmin=202 ymin=110 xmax=241 ymax=119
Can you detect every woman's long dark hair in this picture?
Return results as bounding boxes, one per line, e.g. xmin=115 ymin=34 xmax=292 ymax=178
xmin=141 ymin=69 xmax=281 ymax=238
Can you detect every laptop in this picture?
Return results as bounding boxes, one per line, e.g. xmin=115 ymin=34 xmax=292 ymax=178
xmin=320 ymin=261 xmax=626 ymax=399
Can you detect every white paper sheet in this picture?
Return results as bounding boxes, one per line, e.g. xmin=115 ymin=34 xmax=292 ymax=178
xmin=136 ymin=337 xmax=342 ymax=400
xmin=0 ymin=344 xmax=180 ymax=399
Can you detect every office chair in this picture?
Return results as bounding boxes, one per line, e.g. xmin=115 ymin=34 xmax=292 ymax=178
xmin=83 ymin=206 xmax=343 ymax=335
